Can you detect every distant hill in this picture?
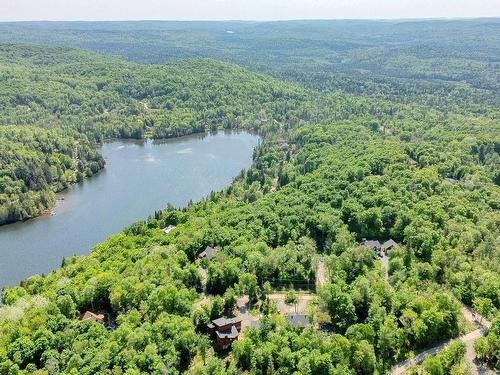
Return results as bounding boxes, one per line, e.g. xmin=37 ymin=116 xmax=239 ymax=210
xmin=0 ymin=19 xmax=498 ymax=85
xmin=1 ymin=19 xmax=498 ymax=111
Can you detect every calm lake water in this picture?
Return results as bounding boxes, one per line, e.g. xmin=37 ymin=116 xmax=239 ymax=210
xmin=0 ymin=131 xmax=259 ymax=288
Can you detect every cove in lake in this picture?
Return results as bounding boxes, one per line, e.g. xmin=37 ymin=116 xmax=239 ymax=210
xmin=0 ymin=131 xmax=259 ymax=288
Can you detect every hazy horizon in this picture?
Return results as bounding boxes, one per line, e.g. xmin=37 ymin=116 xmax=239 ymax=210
xmin=2 ymin=0 xmax=499 ymax=22
xmin=2 ymin=17 xmax=499 ymax=23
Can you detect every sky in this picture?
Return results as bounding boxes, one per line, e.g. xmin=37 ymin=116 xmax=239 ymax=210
xmin=2 ymin=0 xmax=499 ymax=22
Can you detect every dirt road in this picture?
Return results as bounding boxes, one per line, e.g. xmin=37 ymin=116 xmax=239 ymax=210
xmin=316 ymin=257 xmax=327 ymax=288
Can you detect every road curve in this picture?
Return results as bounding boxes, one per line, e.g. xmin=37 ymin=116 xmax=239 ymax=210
xmin=389 ymin=307 xmax=491 ymax=375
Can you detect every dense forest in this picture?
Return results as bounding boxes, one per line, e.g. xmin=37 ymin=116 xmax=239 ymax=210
xmin=1 ymin=19 xmax=499 ymax=113
xmin=0 ymin=19 xmax=499 ymax=375
xmin=0 ymin=125 xmax=104 ymax=224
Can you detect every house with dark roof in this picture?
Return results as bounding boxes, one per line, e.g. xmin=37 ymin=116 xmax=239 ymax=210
xmin=383 ymin=239 xmax=398 ymax=252
xmin=207 ymin=317 xmax=242 ymax=349
xmin=198 ymin=246 xmax=218 ymax=260
xmin=287 ymin=313 xmax=310 ymax=329
xmin=361 ymin=239 xmax=381 ymax=252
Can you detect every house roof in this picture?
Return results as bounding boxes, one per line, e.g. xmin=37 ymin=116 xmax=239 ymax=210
xmin=211 ymin=317 xmax=241 ymax=328
xmin=216 ymin=325 xmax=239 ymax=339
xmin=162 ymin=225 xmax=176 ymax=234
xmin=198 ymin=246 xmax=217 ymax=260
xmin=83 ymin=311 xmax=105 ymax=322
xmin=287 ymin=313 xmax=310 ymax=327
xmin=362 ymin=239 xmax=381 ymax=249
xmin=383 ymin=239 xmax=398 ymax=249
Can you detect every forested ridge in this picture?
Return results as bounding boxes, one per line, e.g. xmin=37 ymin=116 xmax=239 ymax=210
xmin=1 ymin=19 xmax=499 ymax=114
xmin=0 ymin=43 xmax=307 ymax=224
xmin=0 ymin=20 xmax=499 ymax=375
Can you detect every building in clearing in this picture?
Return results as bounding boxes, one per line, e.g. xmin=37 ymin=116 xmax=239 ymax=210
xmin=287 ymin=313 xmax=310 ymax=328
xmin=361 ymin=239 xmax=381 ymax=252
xmin=198 ymin=246 xmax=218 ymax=260
xmin=207 ymin=317 xmax=242 ymax=349
xmin=82 ymin=311 xmax=105 ymax=323
xmin=383 ymin=239 xmax=398 ymax=252
xmin=162 ymin=225 xmax=176 ymax=234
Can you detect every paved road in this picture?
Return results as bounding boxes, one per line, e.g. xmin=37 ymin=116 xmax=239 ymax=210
xmin=390 ymin=308 xmax=492 ymax=375
xmin=461 ymin=306 xmax=494 ymax=375
xmin=390 ymin=328 xmax=489 ymax=375
xmin=380 ymin=257 xmax=494 ymax=374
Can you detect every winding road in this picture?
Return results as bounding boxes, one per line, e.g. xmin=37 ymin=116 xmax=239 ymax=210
xmin=389 ymin=325 xmax=490 ymax=375
xmin=376 ymin=254 xmax=493 ymax=374
xmin=387 ymin=291 xmax=492 ymax=374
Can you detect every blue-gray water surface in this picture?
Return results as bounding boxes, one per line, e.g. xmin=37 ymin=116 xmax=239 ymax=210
xmin=0 ymin=131 xmax=259 ymax=288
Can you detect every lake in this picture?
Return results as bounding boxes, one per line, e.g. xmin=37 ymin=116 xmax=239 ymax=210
xmin=0 ymin=131 xmax=259 ymax=288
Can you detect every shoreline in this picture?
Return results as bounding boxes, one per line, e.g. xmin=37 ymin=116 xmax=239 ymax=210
xmin=1 ymin=129 xmax=260 ymax=227
xmin=0 ymin=131 xmax=260 ymax=288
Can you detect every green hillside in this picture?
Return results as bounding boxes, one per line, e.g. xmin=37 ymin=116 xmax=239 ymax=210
xmin=0 ymin=36 xmax=499 ymax=374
